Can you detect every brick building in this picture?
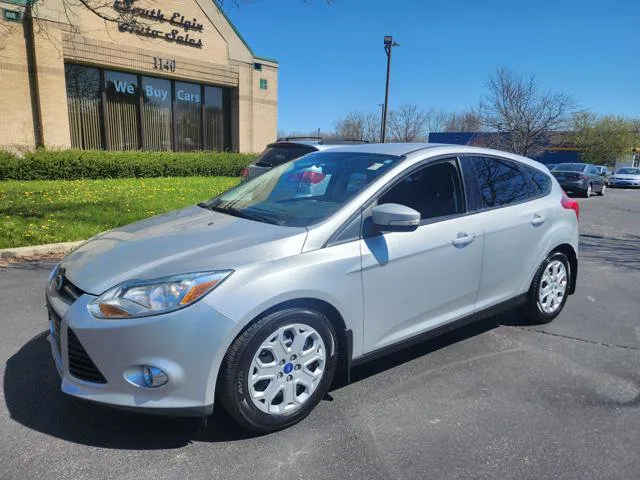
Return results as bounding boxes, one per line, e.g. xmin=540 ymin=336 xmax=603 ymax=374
xmin=0 ymin=0 xmax=278 ymax=153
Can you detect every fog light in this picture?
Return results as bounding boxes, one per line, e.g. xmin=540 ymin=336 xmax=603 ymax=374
xmin=142 ymin=365 xmax=168 ymax=387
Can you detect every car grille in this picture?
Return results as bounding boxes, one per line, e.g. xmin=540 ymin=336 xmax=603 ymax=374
xmin=48 ymin=306 xmax=62 ymax=355
xmin=67 ymin=328 xmax=107 ymax=384
xmin=58 ymin=277 xmax=85 ymax=305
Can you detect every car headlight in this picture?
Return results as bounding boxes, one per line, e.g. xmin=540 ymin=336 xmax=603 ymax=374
xmin=88 ymin=270 xmax=233 ymax=319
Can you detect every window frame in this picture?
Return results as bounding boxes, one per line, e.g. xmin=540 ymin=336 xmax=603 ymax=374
xmin=458 ymin=155 xmax=549 ymax=213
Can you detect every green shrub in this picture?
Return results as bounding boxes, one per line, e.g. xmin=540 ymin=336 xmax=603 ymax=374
xmin=0 ymin=149 xmax=256 ymax=181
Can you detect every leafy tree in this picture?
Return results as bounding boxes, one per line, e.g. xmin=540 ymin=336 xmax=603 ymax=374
xmin=571 ymin=113 xmax=640 ymax=165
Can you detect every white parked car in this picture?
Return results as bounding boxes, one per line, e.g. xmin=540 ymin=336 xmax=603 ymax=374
xmin=609 ymin=167 xmax=640 ymax=188
xmin=46 ymin=143 xmax=579 ymax=432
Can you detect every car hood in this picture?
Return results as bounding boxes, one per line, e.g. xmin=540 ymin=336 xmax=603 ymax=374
xmin=61 ymin=205 xmax=308 ymax=295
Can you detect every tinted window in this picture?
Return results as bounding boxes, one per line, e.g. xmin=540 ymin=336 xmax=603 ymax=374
xmin=105 ymin=70 xmax=139 ymax=150
xmin=555 ymin=163 xmax=587 ymax=172
xmin=618 ymin=168 xmax=640 ymax=175
xmin=141 ymin=76 xmax=172 ymax=151
xmin=379 ymin=161 xmax=464 ymax=220
xmin=65 ymin=64 xmax=103 ymax=149
xmin=464 ymin=156 xmax=529 ymax=207
xmin=203 ymin=152 xmax=401 ymax=227
xmin=255 ymin=145 xmax=317 ymax=167
xmin=587 ymin=166 xmax=598 ymax=175
xmin=174 ymin=82 xmax=202 ymax=151
xmin=523 ymin=166 xmax=552 ymax=197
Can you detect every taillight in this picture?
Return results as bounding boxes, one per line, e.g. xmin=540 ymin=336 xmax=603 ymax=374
xmin=561 ymin=190 xmax=580 ymax=220
xmin=300 ymin=171 xmax=326 ymax=184
xmin=580 ymin=174 xmax=589 ymax=180
xmin=241 ymin=168 xmax=249 ymax=179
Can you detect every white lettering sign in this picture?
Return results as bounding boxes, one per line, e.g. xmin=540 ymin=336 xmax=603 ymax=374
xmin=177 ymin=89 xmax=200 ymax=102
xmin=114 ymin=81 xmax=135 ymax=94
xmin=145 ymin=85 xmax=168 ymax=101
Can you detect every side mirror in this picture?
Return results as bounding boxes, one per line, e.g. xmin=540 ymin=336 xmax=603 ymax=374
xmin=372 ymin=203 xmax=420 ymax=232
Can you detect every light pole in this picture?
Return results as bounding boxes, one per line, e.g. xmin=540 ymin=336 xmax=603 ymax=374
xmin=378 ymin=103 xmax=384 ymax=143
xmin=381 ymin=35 xmax=399 ymax=143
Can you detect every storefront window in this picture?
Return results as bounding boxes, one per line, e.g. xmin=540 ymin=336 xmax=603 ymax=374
xmin=174 ymin=82 xmax=202 ymax=151
xmin=64 ymin=65 xmax=232 ymax=152
xmin=65 ymin=64 xmax=103 ymax=150
xmin=105 ymin=71 xmax=140 ymax=150
xmin=141 ymin=77 xmax=172 ymax=151
xmin=204 ymin=86 xmax=230 ymax=151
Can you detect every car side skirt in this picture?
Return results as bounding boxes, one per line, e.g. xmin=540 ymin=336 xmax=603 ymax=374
xmin=349 ymin=293 xmax=527 ymax=368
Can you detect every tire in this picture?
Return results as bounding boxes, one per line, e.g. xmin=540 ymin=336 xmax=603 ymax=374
xmin=597 ymin=184 xmax=605 ymax=196
xmin=583 ymin=184 xmax=592 ymax=197
xmin=524 ymin=251 xmax=571 ymax=324
xmin=218 ymin=308 xmax=339 ymax=433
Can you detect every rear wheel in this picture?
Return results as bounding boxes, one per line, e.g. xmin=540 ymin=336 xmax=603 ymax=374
xmin=218 ymin=308 xmax=339 ymax=433
xmin=584 ymin=183 xmax=592 ymax=197
xmin=524 ymin=252 xmax=571 ymax=324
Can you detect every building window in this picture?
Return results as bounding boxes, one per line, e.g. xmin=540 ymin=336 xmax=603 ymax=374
xmin=174 ymin=81 xmax=202 ymax=151
xmin=260 ymin=78 xmax=268 ymax=90
xmin=253 ymin=63 xmax=262 ymax=71
xmin=64 ymin=65 xmax=232 ymax=152
xmin=204 ymin=86 xmax=231 ymax=151
xmin=3 ymin=9 xmax=21 ymax=22
xmin=141 ymin=76 xmax=172 ymax=151
xmin=65 ymin=64 xmax=104 ymax=150
xmin=104 ymin=70 xmax=140 ymax=150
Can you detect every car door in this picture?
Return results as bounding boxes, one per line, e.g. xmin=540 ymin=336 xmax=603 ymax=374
xmin=459 ymin=155 xmax=553 ymax=311
xmin=360 ymin=158 xmax=484 ymax=353
xmin=587 ymin=165 xmax=604 ymax=191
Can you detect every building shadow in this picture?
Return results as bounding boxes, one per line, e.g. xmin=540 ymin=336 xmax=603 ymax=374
xmin=579 ymin=233 xmax=640 ymax=271
xmin=5 ymin=309 xmax=534 ymax=449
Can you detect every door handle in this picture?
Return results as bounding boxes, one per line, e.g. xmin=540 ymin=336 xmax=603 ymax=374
xmin=452 ymin=232 xmax=475 ymax=247
xmin=531 ymin=214 xmax=546 ymax=227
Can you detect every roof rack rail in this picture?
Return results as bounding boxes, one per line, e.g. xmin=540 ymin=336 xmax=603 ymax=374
xmin=319 ymin=139 xmax=369 ymax=145
xmin=276 ymin=136 xmax=321 ymax=142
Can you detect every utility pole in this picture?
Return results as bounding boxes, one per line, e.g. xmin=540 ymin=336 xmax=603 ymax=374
xmin=381 ymin=35 xmax=399 ymax=143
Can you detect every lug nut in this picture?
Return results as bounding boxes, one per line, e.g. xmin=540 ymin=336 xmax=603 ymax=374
xmin=294 ymin=364 xmax=301 ymax=370
xmin=286 ymin=375 xmax=293 ymax=381
xmin=277 ymin=372 xmax=283 ymax=379
xmin=290 ymin=354 xmax=297 ymax=361
xmin=279 ymin=359 xmax=285 ymax=365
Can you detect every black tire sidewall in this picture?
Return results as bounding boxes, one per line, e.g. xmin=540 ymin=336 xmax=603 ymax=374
xmin=223 ymin=309 xmax=338 ymax=432
xmin=528 ymin=252 xmax=571 ymax=323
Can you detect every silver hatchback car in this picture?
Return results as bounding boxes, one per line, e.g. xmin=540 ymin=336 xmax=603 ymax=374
xmin=46 ymin=144 xmax=579 ymax=432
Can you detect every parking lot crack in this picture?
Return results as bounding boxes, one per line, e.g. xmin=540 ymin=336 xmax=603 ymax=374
xmin=510 ymin=326 xmax=640 ymax=351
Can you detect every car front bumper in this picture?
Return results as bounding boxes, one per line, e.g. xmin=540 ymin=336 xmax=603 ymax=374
xmin=609 ymin=180 xmax=640 ymax=187
xmin=46 ymin=283 xmax=238 ymax=416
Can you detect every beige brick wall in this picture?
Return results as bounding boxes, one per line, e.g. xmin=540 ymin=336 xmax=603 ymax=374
xmin=0 ymin=14 xmax=36 ymax=150
xmin=0 ymin=0 xmax=278 ymax=153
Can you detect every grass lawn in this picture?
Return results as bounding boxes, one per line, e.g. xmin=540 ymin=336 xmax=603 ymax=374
xmin=0 ymin=177 xmax=240 ymax=249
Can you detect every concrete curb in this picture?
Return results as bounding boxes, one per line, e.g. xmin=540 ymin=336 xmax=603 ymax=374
xmin=0 ymin=240 xmax=84 ymax=260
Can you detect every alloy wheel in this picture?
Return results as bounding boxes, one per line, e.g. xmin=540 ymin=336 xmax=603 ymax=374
xmin=538 ymin=260 xmax=568 ymax=314
xmin=248 ymin=323 xmax=326 ymax=414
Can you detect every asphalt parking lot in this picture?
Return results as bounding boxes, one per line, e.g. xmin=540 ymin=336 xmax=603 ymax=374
xmin=1 ymin=188 xmax=639 ymax=480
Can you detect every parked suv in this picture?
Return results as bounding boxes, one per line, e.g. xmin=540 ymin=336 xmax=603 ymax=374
xmin=46 ymin=144 xmax=579 ymax=433
xmin=241 ymin=137 xmax=366 ymax=181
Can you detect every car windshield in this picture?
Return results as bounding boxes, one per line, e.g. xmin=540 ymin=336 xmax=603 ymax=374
xmin=201 ymin=151 xmax=402 ymax=227
xmin=617 ymin=168 xmax=640 ymax=175
xmin=554 ymin=163 xmax=587 ymax=172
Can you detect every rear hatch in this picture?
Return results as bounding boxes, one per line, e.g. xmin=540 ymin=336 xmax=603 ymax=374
xmin=244 ymin=143 xmax=317 ymax=180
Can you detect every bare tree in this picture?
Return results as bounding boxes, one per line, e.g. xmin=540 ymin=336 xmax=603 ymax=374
xmin=478 ymin=67 xmax=576 ymax=156
xmin=387 ymin=104 xmax=427 ymax=142
xmin=335 ymin=112 xmax=380 ymax=142
xmin=442 ymin=111 xmax=483 ymax=132
xmin=423 ymin=109 xmax=450 ymax=134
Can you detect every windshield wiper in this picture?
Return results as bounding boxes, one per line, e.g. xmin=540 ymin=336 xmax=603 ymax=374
xmin=202 ymin=204 xmax=279 ymax=225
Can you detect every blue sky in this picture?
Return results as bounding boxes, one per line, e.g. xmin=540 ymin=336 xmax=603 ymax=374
xmin=226 ymin=0 xmax=639 ymax=134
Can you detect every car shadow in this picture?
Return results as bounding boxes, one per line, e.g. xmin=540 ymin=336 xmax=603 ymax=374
xmin=579 ymin=233 xmax=640 ymax=271
xmin=5 ymin=312 xmax=532 ymax=449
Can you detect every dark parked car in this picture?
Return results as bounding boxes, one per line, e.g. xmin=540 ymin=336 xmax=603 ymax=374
xmin=550 ymin=163 xmax=606 ymax=197
xmin=241 ymin=138 xmax=366 ymax=181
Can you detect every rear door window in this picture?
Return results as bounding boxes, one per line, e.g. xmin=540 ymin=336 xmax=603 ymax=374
xmin=254 ymin=145 xmax=316 ymax=167
xmin=461 ymin=156 xmax=529 ymax=208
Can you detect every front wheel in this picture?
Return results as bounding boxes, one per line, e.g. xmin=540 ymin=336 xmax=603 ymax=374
xmin=524 ymin=252 xmax=571 ymax=324
xmin=597 ymin=184 xmax=606 ymax=196
xmin=583 ymin=183 xmax=592 ymax=197
xmin=218 ymin=308 xmax=339 ymax=433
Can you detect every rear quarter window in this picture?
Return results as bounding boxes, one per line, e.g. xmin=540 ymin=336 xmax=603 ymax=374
xmin=523 ymin=165 xmax=552 ymax=197
xmin=254 ymin=145 xmax=316 ymax=167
